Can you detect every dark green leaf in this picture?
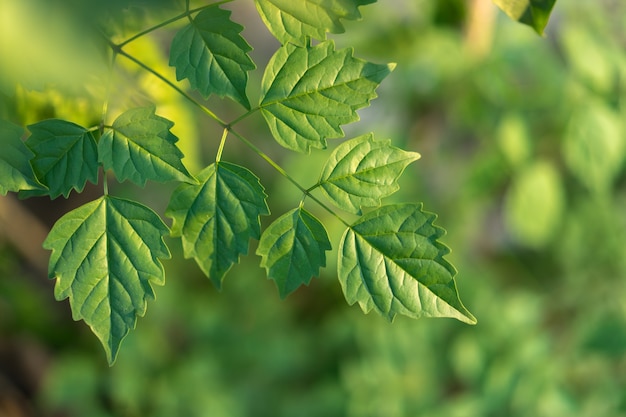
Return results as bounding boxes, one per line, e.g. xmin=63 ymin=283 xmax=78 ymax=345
xmin=254 ymin=0 xmax=376 ymax=45
xmin=338 ymin=203 xmax=476 ymax=324
xmin=257 ymin=207 xmax=331 ymax=298
xmin=319 ymin=133 xmax=420 ymax=214
xmin=25 ymin=119 xmax=98 ymax=198
xmin=260 ymin=40 xmax=394 ymax=153
xmin=99 ymin=106 xmax=193 ymax=186
xmin=169 ymin=5 xmax=255 ymax=109
xmin=0 ymin=120 xmax=43 ymax=195
xmin=166 ymin=162 xmax=269 ymax=289
xmin=44 ymin=196 xmax=171 ymax=364
xmin=493 ymin=0 xmax=556 ymax=35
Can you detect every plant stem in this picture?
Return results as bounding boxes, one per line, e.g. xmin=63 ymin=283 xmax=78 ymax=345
xmin=229 ymin=129 xmax=350 ymax=227
xmin=216 ymin=128 xmax=229 ymax=162
xmin=228 ymin=108 xmax=259 ymax=127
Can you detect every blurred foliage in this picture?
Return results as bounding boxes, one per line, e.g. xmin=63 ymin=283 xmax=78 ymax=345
xmin=2 ymin=0 xmax=626 ymax=416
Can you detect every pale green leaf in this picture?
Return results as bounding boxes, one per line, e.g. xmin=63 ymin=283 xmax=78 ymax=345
xmin=169 ymin=5 xmax=255 ymax=109
xmin=44 ymin=196 xmax=170 ymax=364
xmin=257 ymin=207 xmax=331 ymax=298
xmin=25 ymin=119 xmax=98 ymax=198
xmin=338 ymin=203 xmax=476 ymax=324
xmin=260 ymin=40 xmax=394 ymax=153
xmin=0 ymin=120 xmax=43 ymax=195
xmin=166 ymin=162 xmax=269 ymax=289
xmin=319 ymin=134 xmax=420 ymax=214
xmin=99 ymin=106 xmax=193 ymax=186
xmin=254 ymin=0 xmax=376 ymax=45
xmin=493 ymin=0 xmax=556 ymax=35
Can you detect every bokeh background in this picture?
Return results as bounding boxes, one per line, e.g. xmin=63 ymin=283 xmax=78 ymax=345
xmin=1 ymin=0 xmax=626 ymax=416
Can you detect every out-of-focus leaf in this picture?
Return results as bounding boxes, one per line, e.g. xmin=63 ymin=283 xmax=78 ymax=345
xmin=166 ymin=162 xmax=269 ymax=289
xmin=99 ymin=106 xmax=193 ymax=186
xmin=257 ymin=207 xmax=331 ymax=298
xmin=319 ymin=134 xmax=420 ymax=214
xmin=0 ymin=120 xmax=43 ymax=195
xmin=254 ymin=0 xmax=376 ymax=46
xmin=260 ymin=40 xmax=394 ymax=153
xmin=496 ymin=114 xmax=531 ymax=170
xmin=504 ymin=160 xmax=564 ymax=248
xmin=44 ymin=196 xmax=170 ymax=364
xmin=338 ymin=203 xmax=476 ymax=324
xmin=493 ymin=0 xmax=556 ymax=35
xmin=169 ymin=5 xmax=255 ymax=109
xmin=26 ymin=119 xmax=98 ymax=198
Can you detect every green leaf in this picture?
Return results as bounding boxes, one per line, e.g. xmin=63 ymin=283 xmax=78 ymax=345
xmin=338 ymin=203 xmax=476 ymax=324
xmin=166 ymin=162 xmax=269 ymax=289
xmin=25 ymin=119 xmax=98 ymax=199
xmin=99 ymin=106 xmax=193 ymax=186
xmin=169 ymin=5 xmax=255 ymax=109
xmin=254 ymin=0 xmax=376 ymax=45
xmin=493 ymin=0 xmax=556 ymax=35
xmin=260 ymin=40 xmax=394 ymax=153
xmin=44 ymin=196 xmax=170 ymax=364
xmin=257 ymin=207 xmax=331 ymax=298
xmin=0 ymin=120 xmax=43 ymax=195
xmin=319 ymin=133 xmax=420 ymax=214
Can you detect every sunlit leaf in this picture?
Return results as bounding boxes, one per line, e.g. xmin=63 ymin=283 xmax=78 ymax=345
xmin=260 ymin=40 xmax=394 ymax=153
xmin=44 ymin=196 xmax=170 ymax=364
xmin=319 ymin=134 xmax=420 ymax=214
xmin=257 ymin=207 xmax=331 ymax=298
xmin=25 ymin=119 xmax=98 ymax=198
xmin=338 ymin=203 xmax=476 ymax=324
xmin=169 ymin=5 xmax=255 ymax=109
xmin=0 ymin=120 xmax=43 ymax=195
xmin=99 ymin=106 xmax=193 ymax=186
xmin=254 ymin=0 xmax=376 ymax=45
xmin=493 ymin=0 xmax=556 ymax=35
xmin=166 ymin=162 xmax=269 ymax=289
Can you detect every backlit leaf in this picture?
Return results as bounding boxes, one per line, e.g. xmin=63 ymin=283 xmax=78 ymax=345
xmin=44 ymin=196 xmax=171 ymax=364
xmin=257 ymin=207 xmax=331 ymax=298
xmin=0 ymin=120 xmax=43 ymax=195
xmin=254 ymin=0 xmax=375 ymax=45
xmin=166 ymin=162 xmax=269 ymax=289
xmin=99 ymin=106 xmax=193 ymax=186
xmin=319 ymin=134 xmax=420 ymax=214
xmin=338 ymin=203 xmax=476 ymax=324
xmin=260 ymin=40 xmax=394 ymax=153
xmin=493 ymin=0 xmax=556 ymax=35
xmin=26 ymin=119 xmax=98 ymax=198
xmin=169 ymin=5 xmax=255 ymax=109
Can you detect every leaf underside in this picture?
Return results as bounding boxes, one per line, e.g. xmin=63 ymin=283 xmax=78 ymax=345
xmin=493 ymin=0 xmax=556 ymax=35
xmin=169 ymin=5 xmax=255 ymax=109
xmin=319 ymin=133 xmax=421 ymax=214
xmin=0 ymin=120 xmax=42 ymax=195
xmin=254 ymin=0 xmax=376 ymax=45
xmin=44 ymin=196 xmax=171 ymax=364
xmin=338 ymin=203 xmax=476 ymax=324
xmin=99 ymin=106 xmax=193 ymax=186
xmin=257 ymin=207 xmax=331 ymax=298
xmin=25 ymin=119 xmax=98 ymax=199
xmin=260 ymin=40 xmax=394 ymax=153
xmin=166 ymin=161 xmax=269 ymax=289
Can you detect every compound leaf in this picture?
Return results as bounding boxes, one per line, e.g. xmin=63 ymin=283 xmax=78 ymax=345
xmin=166 ymin=162 xmax=269 ymax=289
xmin=254 ymin=0 xmax=376 ymax=45
xmin=338 ymin=203 xmax=476 ymax=324
xmin=493 ymin=0 xmax=556 ymax=35
xmin=169 ymin=5 xmax=255 ymax=109
xmin=99 ymin=106 xmax=193 ymax=186
xmin=0 ymin=120 xmax=43 ymax=195
xmin=44 ymin=196 xmax=171 ymax=364
xmin=25 ymin=119 xmax=98 ymax=199
xmin=260 ymin=40 xmax=394 ymax=153
xmin=319 ymin=134 xmax=420 ymax=214
xmin=257 ymin=207 xmax=331 ymax=298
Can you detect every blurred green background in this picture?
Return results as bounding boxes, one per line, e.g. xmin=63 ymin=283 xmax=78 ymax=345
xmin=1 ymin=0 xmax=626 ymax=416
